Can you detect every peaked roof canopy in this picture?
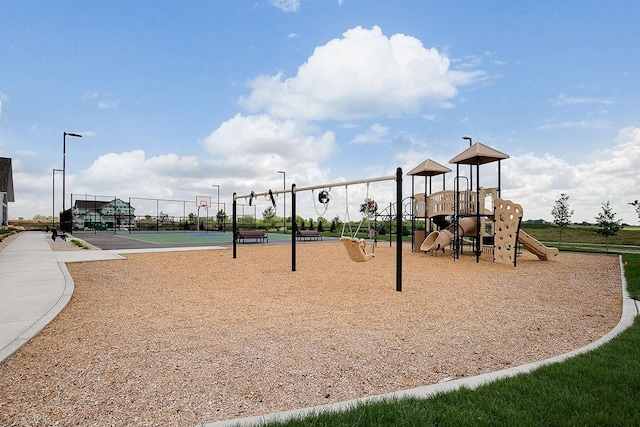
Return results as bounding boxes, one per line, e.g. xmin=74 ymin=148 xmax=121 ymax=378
xmin=449 ymin=142 xmax=509 ymax=165
xmin=407 ymin=159 xmax=452 ymax=177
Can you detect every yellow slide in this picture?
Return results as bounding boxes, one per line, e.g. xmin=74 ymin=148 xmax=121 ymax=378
xmin=517 ymin=230 xmax=559 ymax=261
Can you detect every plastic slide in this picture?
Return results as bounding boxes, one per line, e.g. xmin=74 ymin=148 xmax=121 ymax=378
xmin=420 ymin=217 xmax=476 ymax=252
xmin=517 ymin=230 xmax=559 ymax=261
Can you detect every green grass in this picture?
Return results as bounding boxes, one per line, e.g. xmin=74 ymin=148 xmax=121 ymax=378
xmin=70 ymin=239 xmax=90 ymax=250
xmin=522 ymin=223 xmax=640 ymax=247
xmin=257 ymin=251 xmax=640 ymax=427
xmin=623 ymin=253 xmax=640 ymax=299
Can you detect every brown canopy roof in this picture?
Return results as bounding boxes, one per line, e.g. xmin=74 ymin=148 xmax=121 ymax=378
xmin=407 ymin=159 xmax=452 ymax=177
xmin=449 ymin=142 xmax=509 ymax=165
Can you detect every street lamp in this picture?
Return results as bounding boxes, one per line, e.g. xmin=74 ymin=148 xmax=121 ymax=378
xmin=462 ymin=136 xmax=473 ymax=190
xmin=212 ymin=184 xmax=220 ymax=230
xmin=52 ymin=168 xmax=63 ymax=230
xmin=277 ymin=170 xmax=286 ymax=232
xmin=62 ymin=131 xmax=82 ymax=213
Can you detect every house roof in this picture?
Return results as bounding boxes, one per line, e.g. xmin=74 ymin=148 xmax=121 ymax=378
xmin=449 ymin=142 xmax=509 ymax=165
xmin=74 ymin=198 xmax=134 ymax=210
xmin=0 ymin=157 xmax=15 ymax=202
xmin=74 ymin=200 xmax=111 ymax=210
xmin=407 ymin=159 xmax=452 ymax=177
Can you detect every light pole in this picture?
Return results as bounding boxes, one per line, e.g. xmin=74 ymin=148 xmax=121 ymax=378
xmin=62 ymin=131 xmax=82 ymax=213
xmin=212 ymin=184 xmax=220 ymax=230
xmin=462 ymin=136 xmax=473 ymax=190
xmin=52 ymin=168 xmax=63 ymax=230
xmin=277 ymin=170 xmax=286 ymax=232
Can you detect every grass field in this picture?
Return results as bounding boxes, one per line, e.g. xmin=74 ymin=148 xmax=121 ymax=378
xmin=521 ymin=223 xmax=640 ymax=247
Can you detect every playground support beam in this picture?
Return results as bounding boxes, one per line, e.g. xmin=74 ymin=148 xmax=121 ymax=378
xmin=232 ymin=192 xmax=237 ymax=259
xmin=233 ymin=174 xmax=397 ymax=201
xmin=396 ymin=167 xmax=402 ymax=292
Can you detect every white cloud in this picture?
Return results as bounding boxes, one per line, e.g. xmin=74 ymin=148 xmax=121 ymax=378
xmin=538 ymin=120 xmax=609 ymax=130
xmin=269 ymin=0 xmax=299 ymax=13
xmin=239 ymin=26 xmax=482 ymax=121
xmin=501 ymin=126 xmax=640 ymax=222
xmin=554 ymin=93 xmax=613 ymax=107
xmin=81 ymin=91 xmax=100 ymax=100
xmin=81 ymin=91 xmax=120 ymax=109
xmin=0 ymin=91 xmax=8 ymax=119
xmin=350 ymin=123 xmax=389 ymax=145
xmin=202 ymin=113 xmax=336 ymax=182
xmin=98 ymin=99 xmax=120 ymax=109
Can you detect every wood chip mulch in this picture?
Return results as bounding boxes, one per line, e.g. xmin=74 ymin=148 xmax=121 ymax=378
xmin=0 ymin=242 xmax=622 ymax=426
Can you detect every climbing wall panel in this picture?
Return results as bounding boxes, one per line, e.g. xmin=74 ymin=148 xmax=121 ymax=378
xmin=493 ymin=198 xmax=523 ymax=265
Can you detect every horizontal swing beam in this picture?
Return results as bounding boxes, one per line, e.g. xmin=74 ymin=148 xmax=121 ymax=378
xmin=234 ymin=174 xmax=396 ymax=200
xmin=292 ymin=175 xmax=396 ymax=194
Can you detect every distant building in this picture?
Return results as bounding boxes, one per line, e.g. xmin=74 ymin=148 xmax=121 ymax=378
xmin=72 ymin=198 xmax=135 ymax=230
xmin=0 ymin=157 xmax=15 ymax=229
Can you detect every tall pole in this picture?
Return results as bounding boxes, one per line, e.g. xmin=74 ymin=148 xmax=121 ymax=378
xmin=232 ymin=193 xmax=237 ymax=258
xmin=395 ymin=167 xmax=403 ymax=292
xmin=213 ymin=184 xmax=220 ymax=230
xmin=62 ymin=131 xmax=82 ymax=213
xmin=462 ymin=136 xmax=472 ymax=191
xmin=52 ymin=168 xmax=63 ymax=230
xmin=277 ymin=170 xmax=286 ymax=232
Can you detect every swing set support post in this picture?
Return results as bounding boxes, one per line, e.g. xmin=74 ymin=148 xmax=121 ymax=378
xmin=291 ymin=183 xmax=297 ymax=272
xmin=395 ymin=167 xmax=403 ymax=292
xmin=232 ymin=192 xmax=237 ymax=259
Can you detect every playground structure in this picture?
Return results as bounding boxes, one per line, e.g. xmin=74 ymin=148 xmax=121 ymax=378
xmin=409 ymin=142 xmax=558 ymax=265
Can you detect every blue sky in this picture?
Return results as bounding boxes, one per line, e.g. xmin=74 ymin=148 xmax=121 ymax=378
xmin=1 ymin=0 xmax=639 ymax=223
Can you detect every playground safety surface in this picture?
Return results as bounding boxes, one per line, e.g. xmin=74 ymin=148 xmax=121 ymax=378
xmin=0 ymin=238 xmax=625 ymax=426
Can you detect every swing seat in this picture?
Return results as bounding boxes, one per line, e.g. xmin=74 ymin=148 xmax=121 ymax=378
xmin=341 ymin=237 xmax=375 ymax=262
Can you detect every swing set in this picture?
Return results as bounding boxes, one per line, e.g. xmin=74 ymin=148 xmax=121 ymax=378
xmin=338 ymin=182 xmax=377 ymax=262
xmin=232 ymin=167 xmax=404 ymax=292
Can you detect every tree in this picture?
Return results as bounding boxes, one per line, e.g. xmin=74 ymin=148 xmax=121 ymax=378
xmin=262 ymin=206 xmax=276 ymax=230
xmin=331 ymin=215 xmax=341 ymax=233
xmin=595 ymin=201 xmax=623 ymax=251
xmin=187 ymin=213 xmax=197 ymax=230
xmin=359 ymin=198 xmax=378 ymax=218
xmin=630 ymin=200 xmax=640 ymax=222
xmin=216 ymin=209 xmax=227 ymax=231
xmin=551 ymin=193 xmax=573 ymax=245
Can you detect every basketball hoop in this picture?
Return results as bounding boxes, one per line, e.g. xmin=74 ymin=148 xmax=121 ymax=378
xmin=196 ymin=195 xmax=211 ymax=209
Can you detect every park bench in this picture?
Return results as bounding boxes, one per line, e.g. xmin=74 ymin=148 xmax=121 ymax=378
xmin=236 ymin=230 xmax=268 ymax=243
xmin=51 ymin=229 xmax=68 ymax=241
xmin=296 ymin=230 xmax=323 ymax=241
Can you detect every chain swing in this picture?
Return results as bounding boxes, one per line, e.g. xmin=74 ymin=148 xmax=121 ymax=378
xmin=340 ymin=183 xmax=375 ymax=262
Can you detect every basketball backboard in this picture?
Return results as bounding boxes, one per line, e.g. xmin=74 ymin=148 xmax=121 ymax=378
xmin=196 ymin=196 xmax=211 ymax=208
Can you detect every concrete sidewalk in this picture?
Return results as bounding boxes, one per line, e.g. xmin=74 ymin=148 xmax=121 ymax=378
xmin=0 ymin=231 xmax=76 ymax=363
